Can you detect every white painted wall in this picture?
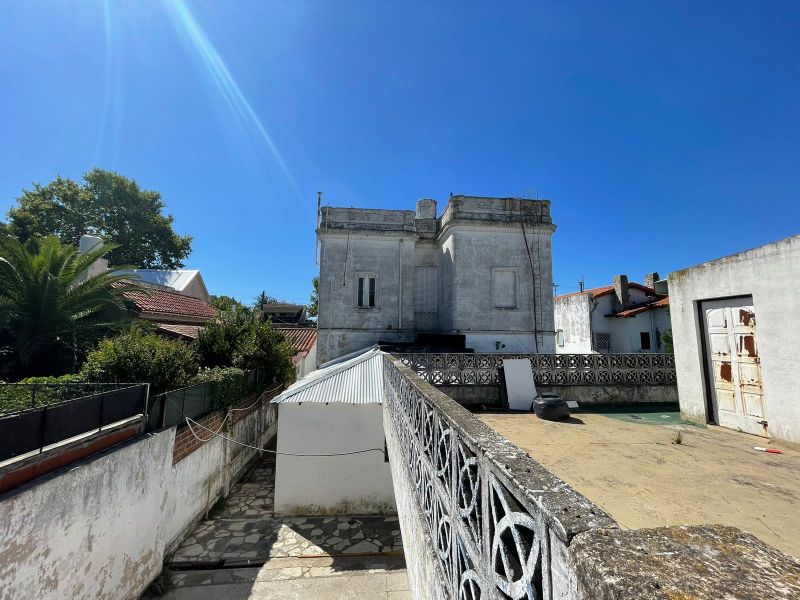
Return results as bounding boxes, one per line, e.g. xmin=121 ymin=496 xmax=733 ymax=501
xmin=294 ymin=342 xmax=318 ymax=379
xmin=554 ymin=293 xmax=593 ymax=353
xmin=668 ymin=235 xmax=800 ymax=444
xmin=556 ymin=291 xmax=672 ymax=354
xmin=0 ymin=401 xmax=273 ymax=599
xmin=274 ymin=403 xmax=395 ymax=515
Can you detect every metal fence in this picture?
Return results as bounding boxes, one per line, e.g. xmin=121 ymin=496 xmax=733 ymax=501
xmin=394 ymin=352 xmax=677 ymax=386
xmin=0 ymin=384 xmax=148 ymax=463
xmin=146 ymin=368 xmax=266 ymax=431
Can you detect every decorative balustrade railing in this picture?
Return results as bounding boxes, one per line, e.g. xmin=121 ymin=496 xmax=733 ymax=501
xmin=394 ymin=352 xmax=676 ymax=386
xmin=382 ymin=354 xmax=616 ymax=600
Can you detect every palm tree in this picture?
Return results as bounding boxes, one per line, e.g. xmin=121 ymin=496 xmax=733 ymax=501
xmin=0 ymin=235 xmax=140 ymax=378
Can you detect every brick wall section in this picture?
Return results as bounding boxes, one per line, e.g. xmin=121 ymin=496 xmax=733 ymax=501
xmin=172 ymin=411 xmax=223 ymax=464
xmin=171 ymin=384 xmax=283 ymax=465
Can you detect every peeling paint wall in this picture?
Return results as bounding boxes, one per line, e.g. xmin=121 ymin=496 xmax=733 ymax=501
xmin=668 ymin=235 xmax=800 ymax=444
xmin=0 ymin=399 xmax=273 ymax=599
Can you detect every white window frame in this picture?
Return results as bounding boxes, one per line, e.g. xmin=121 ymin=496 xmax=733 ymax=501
xmin=355 ymin=272 xmax=378 ymax=309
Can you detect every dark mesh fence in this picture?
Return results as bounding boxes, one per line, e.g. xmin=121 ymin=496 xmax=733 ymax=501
xmin=0 ymin=384 xmax=148 ymax=463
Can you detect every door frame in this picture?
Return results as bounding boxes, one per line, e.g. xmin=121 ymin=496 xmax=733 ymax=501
xmin=696 ymin=294 xmax=753 ymax=427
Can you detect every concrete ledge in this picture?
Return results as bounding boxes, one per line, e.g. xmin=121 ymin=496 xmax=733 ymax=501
xmin=570 ymin=525 xmax=800 ymax=600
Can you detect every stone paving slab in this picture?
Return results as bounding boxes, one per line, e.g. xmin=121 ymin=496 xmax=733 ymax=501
xmin=171 ymin=514 xmax=402 ymax=562
xmin=158 ymin=453 xmax=410 ymax=599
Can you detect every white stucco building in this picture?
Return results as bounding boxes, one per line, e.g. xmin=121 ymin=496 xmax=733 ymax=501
xmin=316 ymin=195 xmax=557 ymax=364
xmin=668 ymin=234 xmax=800 ymax=444
xmin=272 ymin=348 xmax=395 ymax=515
xmin=554 ymin=274 xmax=671 ymax=354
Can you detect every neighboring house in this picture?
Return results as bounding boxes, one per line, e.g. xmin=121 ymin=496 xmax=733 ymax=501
xmin=554 ymin=274 xmax=670 ymax=354
xmin=272 ymin=348 xmax=394 ymax=515
xmin=116 ymin=269 xmax=211 ymax=303
xmin=261 ymin=304 xmax=309 ymax=326
xmin=76 ymin=235 xmax=217 ymax=340
xmin=279 ymin=327 xmax=318 ymax=378
xmin=668 ymin=234 xmax=800 ymax=444
xmin=316 ymin=195 xmax=557 ymax=364
xmin=122 ymin=286 xmax=217 ymax=340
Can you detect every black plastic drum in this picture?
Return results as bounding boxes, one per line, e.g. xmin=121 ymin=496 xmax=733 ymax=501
xmin=532 ymin=394 xmax=570 ymax=421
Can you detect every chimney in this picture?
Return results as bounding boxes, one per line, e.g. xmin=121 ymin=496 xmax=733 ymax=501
xmin=416 ymin=199 xmax=437 ymax=220
xmin=613 ymin=274 xmax=630 ymax=309
xmin=645 ymin=272 xmax=660 ymax=289
xmin=78 ymin=234 xmax=109 ymax=280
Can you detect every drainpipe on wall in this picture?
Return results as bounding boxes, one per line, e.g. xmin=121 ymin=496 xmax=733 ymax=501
xmin=398 ymin=239 xmax=403 ymax=335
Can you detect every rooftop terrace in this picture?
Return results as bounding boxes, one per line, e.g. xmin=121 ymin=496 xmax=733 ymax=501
xmin=478 ymin=404 xmax=800 ymax=558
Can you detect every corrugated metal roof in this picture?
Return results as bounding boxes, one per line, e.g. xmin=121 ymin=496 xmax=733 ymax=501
xmin=273 ymin=347 xmax=383 ymax=405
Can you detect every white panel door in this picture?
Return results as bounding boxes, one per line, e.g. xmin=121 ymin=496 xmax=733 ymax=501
xmin=702 ymin=297 xmax=767 ymax=437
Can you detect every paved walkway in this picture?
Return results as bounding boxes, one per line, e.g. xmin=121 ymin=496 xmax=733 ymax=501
xmin=148 ymin=454 xmax=410 ymax=599
xmin=480 ymin=406 xmax=800 ymax=558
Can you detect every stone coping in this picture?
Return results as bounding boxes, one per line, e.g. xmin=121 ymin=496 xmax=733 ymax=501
xmin=385 ymin=354 xmax=616 ymax=544
xmin=570 ymin=525 xmax=800 ymax=600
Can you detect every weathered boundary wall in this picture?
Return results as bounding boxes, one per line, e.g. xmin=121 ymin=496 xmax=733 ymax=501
xmin=444 ymin=384 xmax=677 ymax=406
xmin=383 ymin=354 xmax=800 ymax=599
xmin=0 ymin=387 xmax=280 ymax=600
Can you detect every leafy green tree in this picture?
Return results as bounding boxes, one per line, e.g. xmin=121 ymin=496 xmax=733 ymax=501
xmin=233 ymin=320 xmax=295 ymax=385
xmin=195 ymin=307 xmax=294 ymax=385
xmin=0 ymin=235 xmax=138 ymax=379
xmin=81 ymin=326 xmax=199 ymax=394
xmin=7 ymin=168 xmax=192 ymax=268
xmin=210 ymin=294 xmax=249 ymax=314
xmin=308 ymin=275 xmax=319 ymax=318
xmin=195 ymin=306 xmax=252 ymax=368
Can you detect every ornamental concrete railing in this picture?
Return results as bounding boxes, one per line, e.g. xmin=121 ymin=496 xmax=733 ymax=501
xmin=383 ymin=353 xmax=616 ymax=599
xmin=382 ymin=354 xmax=800 ymax=600
xmin=395 ymin=352 xmax=676 ymax=387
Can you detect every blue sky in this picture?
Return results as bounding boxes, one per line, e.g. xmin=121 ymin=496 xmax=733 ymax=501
xmin=1 ymin=1 xmax=798 ymax=304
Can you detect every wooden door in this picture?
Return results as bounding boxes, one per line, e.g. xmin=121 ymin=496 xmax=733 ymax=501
xmin=702 ymin=297 xmax=767 ymax=437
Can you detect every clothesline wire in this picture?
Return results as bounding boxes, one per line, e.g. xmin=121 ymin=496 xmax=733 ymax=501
xmin=167 ymin=391 xmax=387 ymax=458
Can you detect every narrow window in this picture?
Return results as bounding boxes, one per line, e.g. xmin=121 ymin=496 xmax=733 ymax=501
xmin=556 ymin=330 xmax=565 ymax=347
xmin=640 ymin=332 xmax=651 ymax=350
xmin=368 ymin=277 xmax=376 ymax=307
xmin=357 ymin=277 xmax=365 ymax=307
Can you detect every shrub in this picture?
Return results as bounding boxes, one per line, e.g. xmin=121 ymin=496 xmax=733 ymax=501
xmin=81 ymin=327 xmax=199 ymax=394
xmin=0 ymin=373 xmax=86 ymax=413
xmin=191 ymin=366 xmax=245 ymax=410
xmin=195 ymin=308 xmax=251 ymax=369
xmin=196 ymin=310 xmax=295 ymax=387
xmin=233 ymin=321 xmax=295 ymax=386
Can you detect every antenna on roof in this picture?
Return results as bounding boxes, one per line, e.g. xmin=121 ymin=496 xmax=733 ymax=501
xmin=579 ymin=276 xmax=585 ymax=293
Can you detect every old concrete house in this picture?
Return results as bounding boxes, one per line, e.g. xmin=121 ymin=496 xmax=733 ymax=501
xmin=316 ymin=195 xmax=556 ymax=364
xmin=669 ymin=234 xmax=800 ymax=444
xmin=554 ymin=274 xmax=670 ymax=353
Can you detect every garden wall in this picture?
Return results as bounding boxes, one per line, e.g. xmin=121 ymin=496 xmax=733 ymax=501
xmin=0 ymin=389 xmax=280 ymax=600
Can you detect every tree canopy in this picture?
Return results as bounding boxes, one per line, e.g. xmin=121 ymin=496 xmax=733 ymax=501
xmin=0 ymin=235 xmax=139 ymax=379
xmin=308 ymin=275 xmax=319 ymax=317
xmin=6 ymin=168 xmax=192 ymax=269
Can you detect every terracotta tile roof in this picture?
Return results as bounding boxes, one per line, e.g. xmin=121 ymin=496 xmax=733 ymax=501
xmin=280 ymin=327 xmax=318 ymax=354
xmin=555 ymin=282 xmax=656 ymax=300
xmin=121 ymin=285 xmax=217 ymax=321
xmin=155 ymin=323 xmax=205 ymax=340
xmin=608 ymin=296 xmax=670 ymax=318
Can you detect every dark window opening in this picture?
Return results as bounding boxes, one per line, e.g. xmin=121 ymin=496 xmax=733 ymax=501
xmin=640 ymin=332 xmax=651 ymax=350
xmin=368 ymin=277 xmax=376 ymax=307
xmin=357 ymin=277 xmax=365 ymax=307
